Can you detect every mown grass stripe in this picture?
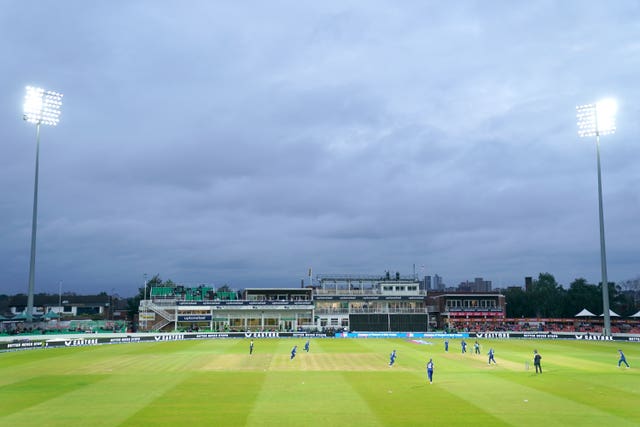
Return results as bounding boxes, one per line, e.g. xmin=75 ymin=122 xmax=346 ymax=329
xmin=0 ymin=373 xmax=189 ymax=427
xmin=121 ymin=372 xmax=266 ymax=426
xmin=0 ymin=375 xmax=107 ymax=417
xmin=441 ymin=370 xmax=639 ymax=427
xmin=247 ymin=371 xmax=384 ymax=427
xmin=345 ymin=371 xmax=512 ymax=427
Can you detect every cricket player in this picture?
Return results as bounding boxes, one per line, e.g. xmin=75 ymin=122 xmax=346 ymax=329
xmin=249 ymin=340 xmax=254 ymax=355
xmin=618 ymin=349 xmax=630 ymax=368
xmin=488 ymin=348 xmax=496 ymax=364
xmin=533 ymin=349 xmax=542 ymax=373
xmin=389 ymin=350 xmax=397 ymax=367
xmin=426 ymin=358 xmax=434 ymax=384
xmin=291 ymin=345 xmax=297 ymax=360
xmin=474 ymin=341 xmax=480 ymax=355
xmin=304 ymin=339 xmax=310 ymax=352
xmin=444 ymin=340 xmax=449 ymax=352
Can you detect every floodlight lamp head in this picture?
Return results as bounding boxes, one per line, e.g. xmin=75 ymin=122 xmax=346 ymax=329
xmin=595 ymin=98 xmax=616 ymax=135
xmin=23 ymin=86 xmax=63 ymax=126
xmin=576 ymin=98 xmax=617 ymax=138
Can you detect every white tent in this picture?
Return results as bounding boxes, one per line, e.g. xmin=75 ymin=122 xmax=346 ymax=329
xmin=629 ymin=310 xmax=640 ymax=318
xmin=575 ymin=308 xmax=596 ymax=317
xmin=599 ymin=309 xmax=620 ymax=317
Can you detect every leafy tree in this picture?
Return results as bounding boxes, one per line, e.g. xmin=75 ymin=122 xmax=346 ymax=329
xmin=126 ymin=296 xmax=140 ymax=328
xmin=147 ymin=274 xmax=163 ymax=287
xmin=564 ymin=278 xmax=600 ymax=317
xmin=529 ymin=273 xmax=566 ymax=317
xmin=607 ymin=282 xmax=634 ymax=316
xmin=0 ymin=294 xmax=9 ymax=314
xmin=619 ymin=277 xmax=640 ymax=311
xmin=502 ymin=286 xmax=529 ymax=317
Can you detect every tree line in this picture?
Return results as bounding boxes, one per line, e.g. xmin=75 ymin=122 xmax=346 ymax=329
xmin=502 ymin=273 xmax=639 ymax=318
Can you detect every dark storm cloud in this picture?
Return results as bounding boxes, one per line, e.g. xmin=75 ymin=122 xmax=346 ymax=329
xmin=1 ymin=1 xmax=639 ymax=295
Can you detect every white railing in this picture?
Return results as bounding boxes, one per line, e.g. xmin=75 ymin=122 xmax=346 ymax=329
xmin=145 ymin=301 xmax=174 ymax=320
xmin=151 ymin=318 xmax=172 ymax=331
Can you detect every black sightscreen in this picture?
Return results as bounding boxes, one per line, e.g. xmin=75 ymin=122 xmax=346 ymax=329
xmin=349 ymin=314 xmax=428 ymax=332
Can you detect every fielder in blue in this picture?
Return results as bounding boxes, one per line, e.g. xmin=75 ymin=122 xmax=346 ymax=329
xmin=461 ymin=340 xmax=467 ymax=354
xmin=618 ymin=349 xmax=630 ymax=368
xmin=488 ymin=348 xmax=496 ymax=364
xmin=444 ymin=340 xmax=449 ymax=352
xmin=389 ymin=350 xmax=397 ymax=367
xmin=304 ymin=339 xmax=310 ymax=352
xmin=426 ymin=358 xmax=434 ymax=384
xmin=291 ymin=345 xmax=297 ymax=360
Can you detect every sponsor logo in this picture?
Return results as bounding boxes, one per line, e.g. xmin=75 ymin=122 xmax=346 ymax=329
xmin=195 ymin=333 xmax=229 ymax=339
xmin=424 ymin=333 xmax=467 ymax=339
xmin=575 ymin=335 xmax=613 ymax=341
xmin=154 ymin=334 xmax=184 ymax=341
xmin=7 ymin=341 xmax=44 ymax=348
xmin=109 ymin=337 xmax=141 ymax=343
xmin=292 ymin=333 xmax=327 ymax=338
xmin=64 ymin=338 xmax=99 ymax=347
xmin=356 ymin=333 xmax=399 ymax=338
xmin=244 ymin=332 xmax=280 ymax=338
xmin=178 ymin=315 xmax=212 ymax=321
xmin=476 ymin=332 xmax=510 ymax=339
xmin=627 ymin=337 xmax=640 ymax=342
xmin=523 ymin=333 xmax=559 ymax=339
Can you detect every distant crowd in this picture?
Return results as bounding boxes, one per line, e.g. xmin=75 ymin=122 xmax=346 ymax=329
xmin=448 ymin=320 xmax=640 ymax=334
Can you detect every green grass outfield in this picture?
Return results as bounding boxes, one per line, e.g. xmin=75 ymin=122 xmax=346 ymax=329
xmin=0 ymin=338 xmax=638 ymax=426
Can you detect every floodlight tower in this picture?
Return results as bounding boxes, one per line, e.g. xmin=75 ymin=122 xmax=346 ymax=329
xmin=23 ymin=86 xmax=63 ymax=322
xmin=576 ymin=99 xmax=616 ymax=336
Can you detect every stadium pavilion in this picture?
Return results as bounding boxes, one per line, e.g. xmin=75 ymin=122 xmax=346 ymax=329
xmin=139 ymin=272 xmax=505 ymax=332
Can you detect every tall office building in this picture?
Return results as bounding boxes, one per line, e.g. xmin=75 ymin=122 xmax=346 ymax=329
xmin=433 ymin=274 xmax=444 ymax=291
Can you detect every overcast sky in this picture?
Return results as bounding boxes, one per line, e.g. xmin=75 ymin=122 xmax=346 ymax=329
xmin=1 ymin=1 xmax=639 ymax=297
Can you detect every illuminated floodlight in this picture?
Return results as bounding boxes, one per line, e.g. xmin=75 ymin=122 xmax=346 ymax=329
xmin=23 ymin=85 xmax=63 ymax=322
xmin=576 ymin=98 xmax=617 ymax=138
xmin=23 ymin=86 xmax=63 ymax=126
xmin=575 ymin=97 xmax=618 ymax=336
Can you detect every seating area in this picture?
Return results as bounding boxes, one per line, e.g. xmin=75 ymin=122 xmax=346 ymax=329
xmin=149 ymin=285 xmax=235 ymax=301
xmin=447 ymin=319 xmax=640 ymax=334
xmin=150 ymin=286 xmax=175 ymax=297
xmin=1 ymin=320 xmax=129 ymax=336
